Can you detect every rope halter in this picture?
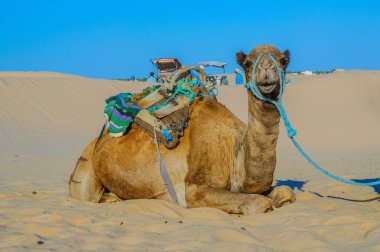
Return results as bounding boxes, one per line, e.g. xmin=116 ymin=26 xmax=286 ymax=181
xmin=244 ymin=53 xmax=296 ymax=138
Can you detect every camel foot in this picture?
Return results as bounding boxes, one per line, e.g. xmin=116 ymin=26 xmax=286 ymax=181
xmin=99 ymin=192 xmax=122 ymax=203
xmin=267 ymin=186 xmax=296 ymax=208
xmin=239 ymin=194 xmax=273 ymax=214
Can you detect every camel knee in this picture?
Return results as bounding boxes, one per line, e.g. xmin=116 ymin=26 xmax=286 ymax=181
xmin=69 ymin=140 xmax=104 ymax=202
xmin=185 ymin=183 xmax=220 ymax=208
xmin=185 ymin=183 xmax=204 ymax=208
xmin=69 ymin=156 xmax=104 ymax=202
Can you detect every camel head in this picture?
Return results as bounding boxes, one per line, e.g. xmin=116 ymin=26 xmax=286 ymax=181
xmin=236 ymin=45 xmax=290 ymax=100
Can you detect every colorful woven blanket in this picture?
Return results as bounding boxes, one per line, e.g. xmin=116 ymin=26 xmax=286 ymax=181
xmin=104 ymin=85 xmax=159 ymax=137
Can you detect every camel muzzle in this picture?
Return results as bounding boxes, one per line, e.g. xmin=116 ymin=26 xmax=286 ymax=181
xmin=246 ymin=54 xmax=286 ymax=102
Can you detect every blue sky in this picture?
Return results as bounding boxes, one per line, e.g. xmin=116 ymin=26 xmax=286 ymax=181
xmin=0 ymin=0 xmax=379 ymax=78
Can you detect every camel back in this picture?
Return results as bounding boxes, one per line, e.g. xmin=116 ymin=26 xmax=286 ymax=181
xmin=103 ymin=66 xmax=215 ymax=149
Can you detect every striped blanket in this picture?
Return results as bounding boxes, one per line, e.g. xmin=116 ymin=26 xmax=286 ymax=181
xmin=104 ymin=85 xmax=160 ymax=137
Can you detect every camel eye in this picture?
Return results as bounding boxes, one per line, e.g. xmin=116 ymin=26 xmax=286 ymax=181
xmin=280 ymin=57 xmax=288 ymax=66
xmin=244 ymin=60 xmax=252 ymax=68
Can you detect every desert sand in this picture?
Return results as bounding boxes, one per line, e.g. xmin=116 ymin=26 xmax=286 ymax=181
xmin=0 ymin=70 xmax=379 ymax=251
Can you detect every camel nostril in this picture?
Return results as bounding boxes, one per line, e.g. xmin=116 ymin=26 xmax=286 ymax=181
xmin=260 ymin=55 xmax=273 ymax=70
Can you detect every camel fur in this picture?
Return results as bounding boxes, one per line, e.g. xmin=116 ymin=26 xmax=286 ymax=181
xmin=69 ymin=45 xmax=296 ymax=214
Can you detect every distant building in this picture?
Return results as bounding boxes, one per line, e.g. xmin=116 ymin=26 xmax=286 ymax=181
xmin=301 ymin=71 xmax=313 ymax=76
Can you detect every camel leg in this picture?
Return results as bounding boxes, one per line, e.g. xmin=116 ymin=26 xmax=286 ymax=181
xmin=185 ymin=117 xmax=272 ymax=214
xmin=186 ymin=184 xmax=272 ymax=214
xmin=266 ymin=185 xmax=296 ymax=208
xmin=69 ymin=140 xmax=104 ymax=202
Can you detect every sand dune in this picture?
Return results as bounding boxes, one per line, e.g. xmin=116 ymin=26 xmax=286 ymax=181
xmin=0 ymin=71 xmax=379 ymax=251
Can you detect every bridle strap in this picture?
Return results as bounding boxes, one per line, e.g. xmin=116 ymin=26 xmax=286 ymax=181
xmin=244 ymin=54 xmax=296 ymax=138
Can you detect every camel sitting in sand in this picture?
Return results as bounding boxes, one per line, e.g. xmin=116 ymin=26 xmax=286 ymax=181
xmin=69 ymin=45 xmax=296 ymax=214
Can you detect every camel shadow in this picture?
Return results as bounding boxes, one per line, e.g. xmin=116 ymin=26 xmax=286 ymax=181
xmin=274 ymin=179 xmax=308 ymax=192
xmin=352 ymin=178 xmax=380 ymax=194
xmin=309 ymin=178 xmax=380 ymax=202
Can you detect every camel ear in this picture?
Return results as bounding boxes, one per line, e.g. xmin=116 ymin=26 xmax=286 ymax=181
xmin=236 ymin=51 xmax=252 ymax=70
xmin=280 ymin=49 xmax=290 ymax=69
xmin=236 ymin=51 xmax=247 ymax=68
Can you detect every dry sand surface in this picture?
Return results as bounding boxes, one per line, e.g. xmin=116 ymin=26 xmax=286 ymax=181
xmin=0 ymin=70 xmax=379 ymax=251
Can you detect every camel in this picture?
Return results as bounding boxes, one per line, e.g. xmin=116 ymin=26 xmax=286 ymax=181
xmin=69 ymin=45 xmax=296 ymax=214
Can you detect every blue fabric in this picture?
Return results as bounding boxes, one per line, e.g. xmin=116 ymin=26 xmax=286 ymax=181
xmin=162 ymin=129 xmax=173 ymax=143
xmin=235 ymin=73 xmax=243 ymax=85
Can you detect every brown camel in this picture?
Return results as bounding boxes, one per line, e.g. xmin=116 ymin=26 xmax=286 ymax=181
xmin=69 ymin=45 xmax=296 ymax=214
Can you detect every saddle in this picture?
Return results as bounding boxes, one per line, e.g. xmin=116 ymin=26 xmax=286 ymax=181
xmin=103 ymin=66 xmax=211 ymax=149
xmin=134 ymin=66 xmax=208 ymax=149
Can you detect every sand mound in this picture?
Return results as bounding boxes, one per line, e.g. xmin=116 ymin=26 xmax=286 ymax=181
xmin=0 ymin=71 xmax=379 ymax=251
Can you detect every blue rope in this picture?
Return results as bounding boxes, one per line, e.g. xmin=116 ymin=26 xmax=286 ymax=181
xmin=291 ymin=137 xmax=380 ymax=186
xmin=246 ymin=54 xmax=380 ymax=187
xmin=190 ymin=70 xmax=218 ymax=100
xmin=147 ymin=80 xmax=196 ymax=114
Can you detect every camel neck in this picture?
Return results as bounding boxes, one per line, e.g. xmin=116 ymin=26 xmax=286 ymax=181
xmin=242 ymin=90 xmax=280 ymax=193
xmin=247 ymin=90 xmax=280 ymax=137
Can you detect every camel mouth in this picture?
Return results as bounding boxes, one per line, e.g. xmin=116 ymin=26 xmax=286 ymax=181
xmin=258 ymin=83 xmax=277 ymax=94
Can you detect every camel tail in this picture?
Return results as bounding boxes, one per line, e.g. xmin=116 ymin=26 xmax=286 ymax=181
xmin=69 ymin=139 xmax=104 ymax=202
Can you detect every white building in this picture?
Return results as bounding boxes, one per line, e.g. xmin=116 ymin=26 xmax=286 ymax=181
xmin=301 ymin=71 xmax=313 ymax=75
